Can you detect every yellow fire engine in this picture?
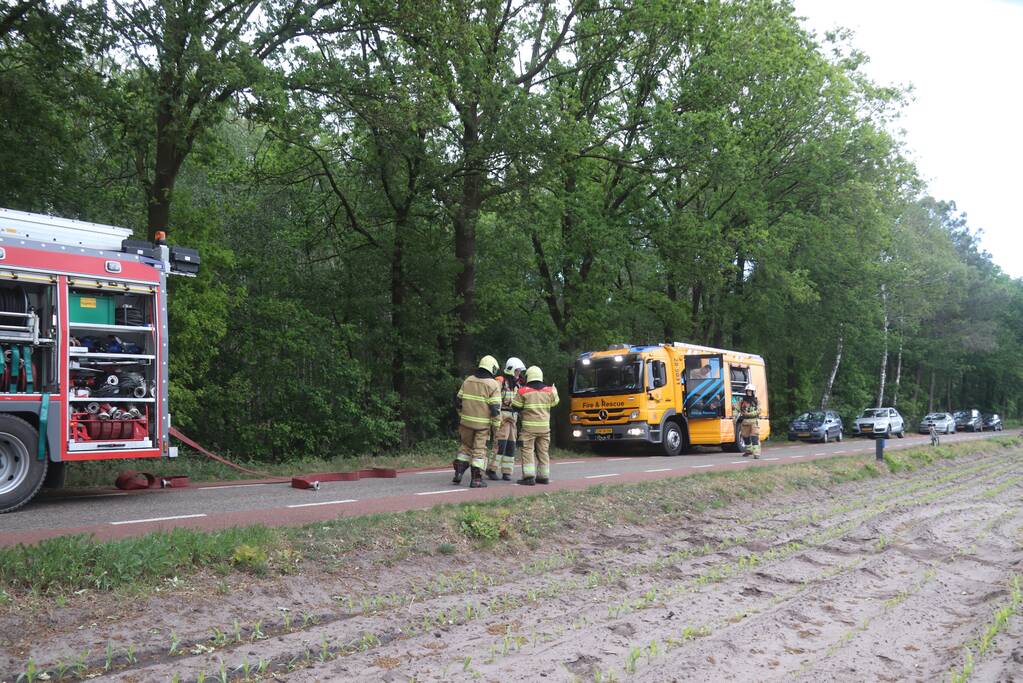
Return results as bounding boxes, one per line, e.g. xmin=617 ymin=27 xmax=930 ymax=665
xmin=569 ymin=342 xmax=769 ymax=455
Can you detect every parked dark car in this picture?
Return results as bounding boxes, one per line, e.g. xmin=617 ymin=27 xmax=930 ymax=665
xmin=788 ymin=410 xmax=843 ymax=443
xmin=954 ymin=409 xmax=984 ymax=432
xmin=983 ymin=414 xmax=1004 ymax=431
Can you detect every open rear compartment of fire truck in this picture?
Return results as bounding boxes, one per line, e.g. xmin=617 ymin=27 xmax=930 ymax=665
xmin=67 ymin=284 xmax=158 ymax=451
xmin=0 ymin=279 xmax=57 ymax=395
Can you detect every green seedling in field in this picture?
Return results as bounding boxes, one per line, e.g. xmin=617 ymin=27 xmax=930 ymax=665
xmin=320 ymin=634 xmax=330 ymax=662
xmin=170 ymin=674 xmax=181 ymax=683
xmin=951 ymin=649 xmax=974 ymax=683
xmin=169 ymin=630 xmax=181 ymax=655
xmin=16 ymin=658 xmax=38 ymax=683
xmin=250 ymin=620 xmax=266 ymax=641
xmin=233 ymin=619 xmax=242 ymax=643
xmin=104 ymin=642 xmax=114 ymax=671
xmin=625 ymin=647 xmax=642 ymax=674
xmin=463 ymin=656 xmax=473 ymax=671
xmin=218 ymin=659 xmax=228 ymax=683
xmin=196 ymin=671 xmax=207 ymax=683
xmin=210 ymin=626 xmax=227 ymax=646
xmin=124 ymin=645 xmax=137 ymax=665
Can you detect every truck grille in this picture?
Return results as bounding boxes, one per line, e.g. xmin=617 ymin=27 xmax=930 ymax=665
xmin=578 ymin=408 xmax=629 ymax=424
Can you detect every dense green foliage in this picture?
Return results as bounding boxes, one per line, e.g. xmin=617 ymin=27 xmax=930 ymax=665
xmin=2 ymin=0 xmax=1020 ymax=460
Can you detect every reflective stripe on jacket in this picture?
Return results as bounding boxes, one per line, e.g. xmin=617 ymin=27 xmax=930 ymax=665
xmin=740 ymin=398 xmax=760 ymax=420
xmin=512 ymin=384 xmax=559 ymax=433
xmin=458 ymin=375 xmax=501 ymax=428
xmin=500 ymin=374 xmax=520 ymax=412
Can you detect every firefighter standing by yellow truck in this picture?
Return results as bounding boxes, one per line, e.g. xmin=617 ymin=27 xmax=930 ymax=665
xmin=453 ymin=355 xmax=502 ymax=488
xmin=486 ymin=357 xmax=526 ymax=481
xmin=739 ymin=383 xmax=761 ymax=458
xmin=513 ymin=366 xmax=559 ymax=486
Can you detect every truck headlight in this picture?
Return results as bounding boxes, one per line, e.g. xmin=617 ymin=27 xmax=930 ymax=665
xmin=572 ymin=430 xmax=582 ymax=438
xmin=627 ymin=427 xmax=643 ymax=436
xmin=630 ymin=410 xmax=640 ymax=419
xmin=570 ymin=413 xmax=581 ymax=423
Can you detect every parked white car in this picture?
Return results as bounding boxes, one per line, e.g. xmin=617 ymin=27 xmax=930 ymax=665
xmin=919 ymin=412 xmax=956 ymax=434
xmin=852 ymin=407 xmax=905 ymax=438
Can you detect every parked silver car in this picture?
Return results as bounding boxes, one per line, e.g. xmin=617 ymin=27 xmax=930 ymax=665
xmin=919 ymin=412 xmax=955 ymax=434
xmin=852 ymin=407 xmax=905 ymax=438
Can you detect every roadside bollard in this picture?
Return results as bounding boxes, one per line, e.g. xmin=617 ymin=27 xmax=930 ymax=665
xmin=875 ymin=437 xmax=885 ymax=462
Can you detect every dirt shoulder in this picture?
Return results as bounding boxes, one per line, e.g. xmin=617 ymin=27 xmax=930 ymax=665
xmin=2 ymin=440 xmax=1022 ymax=682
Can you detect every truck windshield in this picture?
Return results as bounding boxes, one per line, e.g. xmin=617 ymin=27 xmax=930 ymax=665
xmin=573 ymin=357 xmax=644 ymax=395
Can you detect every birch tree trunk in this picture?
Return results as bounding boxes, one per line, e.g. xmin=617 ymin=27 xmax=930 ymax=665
xmin=891 ymin=332 xmax=903 ymax=407
xmin=820 ymin=332 xmax=844 ymax=410
xmin=877 ymin=284 xmax=889 ymax=407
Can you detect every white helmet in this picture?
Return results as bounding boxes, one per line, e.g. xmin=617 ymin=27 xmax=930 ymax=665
xmin=745 ymin=383 xmax=756 ymax=394
xmin=504 ymin=357 xmax=526 ymax=375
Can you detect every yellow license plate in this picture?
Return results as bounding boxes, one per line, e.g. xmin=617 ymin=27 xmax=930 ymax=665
xmin=596 ymin=428 xmax=613 ymax=435
xmin=862 ymin=425 xmax=872 ymax=431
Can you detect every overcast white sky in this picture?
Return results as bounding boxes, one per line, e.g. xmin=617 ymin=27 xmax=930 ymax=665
xmin=794 ymin=0 xmax=1023 ymax=278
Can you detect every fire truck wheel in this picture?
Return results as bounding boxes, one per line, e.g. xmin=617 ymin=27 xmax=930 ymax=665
xmin=0 ymin=414 xmax=47 ymax=513
xmin=662 ymin=421 xmax=685 ymax=456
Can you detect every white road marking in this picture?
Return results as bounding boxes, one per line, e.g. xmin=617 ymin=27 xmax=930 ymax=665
xmin=691 ymin=464 xmax=715 ymax=469
xmin=200 ymin=483 xmax=273 ymax=490
xmin=815 ymin=452 xmax=826 ymax=456
xmin=607 ymin=457 xmax=632 ymax=462
xmin=286 ymin=499 xmax=357 ymax=509
xmin=416 ymin=489 xmax=467 ymax=496
xmin=644 ymin=468 xmax=672 ymax=473
xmin=416 ymin=470 xmax=453 ymax=475
xmin=834 ymin=450 xmax=846 ymax=454
xmin=110 ymin=513 xmax=207 ymax=526
xmin=730 ymin=460 xmax=749 ymax=464
xmin=585 ymin=473 xmax=620 ymax=479
xmin=555 ymin=461 xmax=585 ymax=465
xmin=790 ymin=455 xmax=805 ymax=459
xmin=761 ymin=457 xmax=780 ymax=461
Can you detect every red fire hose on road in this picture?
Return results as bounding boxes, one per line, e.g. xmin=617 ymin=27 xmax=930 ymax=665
xmin=113 ymin=428 xmax=397 ymax=491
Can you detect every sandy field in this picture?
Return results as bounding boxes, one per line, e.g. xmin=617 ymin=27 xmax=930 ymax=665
xmin=2 ymin=446 xmax=1022 ymax=682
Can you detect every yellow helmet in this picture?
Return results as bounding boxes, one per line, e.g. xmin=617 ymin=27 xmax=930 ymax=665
xmin=478 ymin=355 xmax=500 ymax=375
xmin=525 ymin=365 xmax=543 ymax=383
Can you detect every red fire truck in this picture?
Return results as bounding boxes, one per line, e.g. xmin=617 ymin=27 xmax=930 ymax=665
xmin=0 ymin=207 xmax=198 ymax=512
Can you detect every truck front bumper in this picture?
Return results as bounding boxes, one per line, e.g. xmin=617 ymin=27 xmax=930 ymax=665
xmin=572 ymin=422 xmax=653 ymax=443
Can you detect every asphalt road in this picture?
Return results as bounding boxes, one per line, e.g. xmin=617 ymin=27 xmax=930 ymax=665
xmin=0 ymin=431 xmax=1003 ymax=546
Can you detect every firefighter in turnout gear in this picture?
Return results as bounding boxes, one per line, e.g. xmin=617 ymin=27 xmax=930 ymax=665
xmin=487 ymin=357 xmax=526 ymax=481
xmin=453 ymin=355 xmax=502 ymax=488
xmin=738 ymin=383 xmax=761 ymax=458
xmin=513 ymin=365 xmax=559 ymax=486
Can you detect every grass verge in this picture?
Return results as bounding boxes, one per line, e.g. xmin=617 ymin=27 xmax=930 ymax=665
xmin=4 ymin=435 xmax=1020 ymax=597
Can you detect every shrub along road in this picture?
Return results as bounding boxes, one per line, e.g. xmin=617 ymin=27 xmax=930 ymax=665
xmin=1 ymin=432 xmax=1001 ymax=546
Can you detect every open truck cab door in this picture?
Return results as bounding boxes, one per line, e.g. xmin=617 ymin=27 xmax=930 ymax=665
xmin=683 ymin=354 xmax=725 ymax=419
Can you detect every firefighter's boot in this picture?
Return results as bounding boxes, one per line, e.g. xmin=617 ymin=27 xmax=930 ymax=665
xmin=517 ymin=476 xmax=535 ymax=486
xmin=485 ymin=468 xmax=500 ymax=481
xmin=535 ymin=476 xmax=549 ymax=485
xmin=502 ymin=473 xmax=512 ymax=481
xmin=469 ymin=467 xmax=488 ymax=488
xmin=452 ymin=459 xmax=470 ymax=484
